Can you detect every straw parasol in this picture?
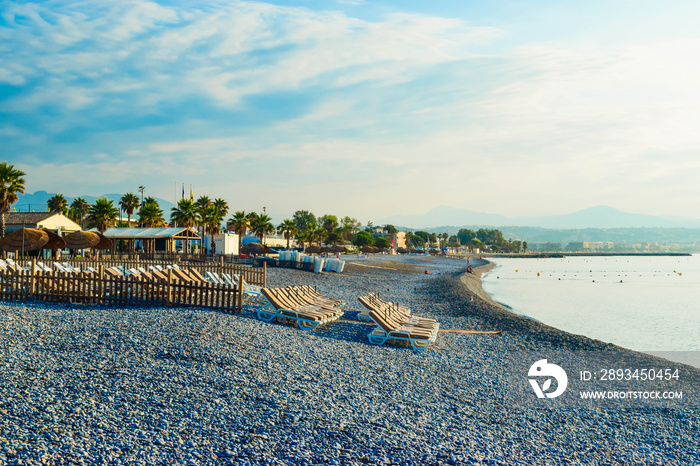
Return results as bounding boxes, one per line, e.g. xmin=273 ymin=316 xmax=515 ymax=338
xmin=329 ymin=245 xmax=347 ymax=253
xmin=240 ymin=243 xmax=270 ymax=255
xmin=361 ymin=246 xmax=379 ymax=253
xmin=0 ymin=228 xmax=49 ymax=252
xmin=305 ymin=245 xmax=322 ymax=254
xmin=64 ymin=231 xmax=101 ymax=249
xmin=40 ymin=228 xmax=67 ymax=250
xmin=93 ymin=232 xmax=113 ymax=250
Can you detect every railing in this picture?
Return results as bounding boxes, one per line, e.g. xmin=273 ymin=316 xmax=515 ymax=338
xmin=0 ymin=267 xmax=243 ymax=313
xmin=40 ymin=258 xmax=266 ymax=287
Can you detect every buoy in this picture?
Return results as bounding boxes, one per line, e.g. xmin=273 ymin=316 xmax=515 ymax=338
xmin=424 ymin=270 xmax=429 ymax=274
xmin=537 ymin=272 xmax=540 ymax=277
xmin=516 ymin=269 xmax=518 ymax=273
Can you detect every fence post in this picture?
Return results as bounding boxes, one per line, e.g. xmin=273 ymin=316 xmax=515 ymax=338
xmin=30 ymin=258 xmax=37 ymax=297
xmin=237 ymin=274 xmax=244 ymax=314
xmin=263 ymin=261 xmax=267 ymax=287
xmin=98 ymin=265 xmax=104 ymax=304
xmin=167 ymin=268 xmax=173 ymax=306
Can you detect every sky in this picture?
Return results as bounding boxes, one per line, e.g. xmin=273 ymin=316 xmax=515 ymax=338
xmin=3 ymin=0 xmax=700 ymax=224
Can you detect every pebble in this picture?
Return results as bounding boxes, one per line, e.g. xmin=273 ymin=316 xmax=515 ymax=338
xmin=0 ymin=254 xmax=697 ymax=465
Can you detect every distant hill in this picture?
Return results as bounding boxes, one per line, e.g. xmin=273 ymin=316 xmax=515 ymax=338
xmin=14 ymin=191 xmax=176 ymax=215
xmin=379 ymin=205 xmax=700 ymax=230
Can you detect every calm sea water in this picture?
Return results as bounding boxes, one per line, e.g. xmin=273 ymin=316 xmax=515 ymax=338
xmin=482 ymin=255 xmax=700 ymax=365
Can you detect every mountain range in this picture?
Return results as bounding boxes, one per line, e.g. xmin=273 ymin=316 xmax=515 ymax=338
xmin=378 ymin=205 xmax=700 ymax=230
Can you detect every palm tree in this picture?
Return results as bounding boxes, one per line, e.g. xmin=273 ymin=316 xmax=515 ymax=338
xmin=119 ymin=193 xmax=140 ymax=228
xmin=47 ymin=193 xmax=68 ymax=214
xmin=202 ymin=205 xmax=225 ymax=254
xmin=250 ymin=213 xmax=274 ymax=244
xmin=143 ymin=196 xmax=159 ymax=207
xmin=87 ymin=198 xmax=119 ymax=233
xmin=138 ymin=202 xmax=165 ymax=228
xmin=309 ymin=227 xmax=327 ymax=246
xmin=277 ymin=219 xmax=298 ymax=250
xmin=227 ymin=210 xmax=249 ymax=254
xmin=213 ymin=198 xmax=229 ymax=219
xmin=170 ymin=199 xmax=199 ymax=253
xmin=69 ymin=197 xmax=90 ymax=228
xmin=0 ymin=162 xmax=26 ymax=238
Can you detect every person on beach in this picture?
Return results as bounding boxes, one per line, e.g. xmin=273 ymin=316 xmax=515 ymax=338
xmin=467 ymin=265 xmax=474 ymax=274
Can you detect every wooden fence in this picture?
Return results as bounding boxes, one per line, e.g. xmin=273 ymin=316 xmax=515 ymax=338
xmin=40 ymin=257 xmax=266 ymax=287
xmin=0 ymin=266 xmax=243 ymax=313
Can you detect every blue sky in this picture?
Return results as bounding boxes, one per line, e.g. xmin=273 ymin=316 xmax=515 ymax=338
xmin=3 ymin=0 xmax=700 ymax=224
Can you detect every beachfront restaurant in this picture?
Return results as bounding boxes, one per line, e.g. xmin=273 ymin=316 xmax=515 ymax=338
xmin=101 ymin=227 xmax=201 ymax=254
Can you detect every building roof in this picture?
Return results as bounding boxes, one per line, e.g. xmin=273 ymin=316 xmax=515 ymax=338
xmin=101 ymin=227 xmax=201 ymax=239
xmin=3 ymin=212 xmax=81 ymax=232
xmin=4 ymin=211 xmax=57 ymax=225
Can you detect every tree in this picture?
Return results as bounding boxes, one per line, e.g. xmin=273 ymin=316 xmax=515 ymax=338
xmin=250 ymin=213 xmax=274 ymax=243
xmin=364 ymin=221 xmax=374 ymax=232
xmin=70 ymin=197 xmax=90 ymax=228
xmin=307 ymin=227 xmax=327 ymax=246
xmin=0 ymin=162 xmax=26 ymax=238
xmin=138 ymin=202 xmax=165 ymax=228
xmin=320 ymin=214 xmax=338 ymax=236
xmin=47 ymin=193 xmax=68 ymax=214
xmin=384 ymin=224 xmax=398 ymax=235
xmin=201 ymin=205 xmax=225 ymax=254
xmin=277 ymin=219 xmax=298 ymax=250
xmin=292 ymin=210 xmax=317 ymax=234
xmin=227 ymin=211 xmax=250 ymax=255
xmin=170 ymin=199 xmax=200 ymax=228
xmin=213 ymin=198 xmax=229 ymax=220
xmin=374 ymin=236 xmax=390 ymax=249
xmin=143 ymin=196 xmax=159 ymax=207
xmin=340 ymin=216 xmax=361 ymax=241
xmin=457 ymin=228 xmax=476 ymax=245
xmin=87 ymin=198 xmax=119 ymax=233
xmin=352 ymin=230 xmax=373 ymax=247
xmin=120 ymin=193 xmax=140 ymax=228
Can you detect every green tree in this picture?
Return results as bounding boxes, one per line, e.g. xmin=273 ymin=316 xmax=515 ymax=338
xmin=138 ymin=202 xmax=165 ymax=228
xmin=457 ymin=228 xmax=476 ymax=245
xmin=47 ymin=193 xmax=68 ymax=214
xmin=383 ymin=224 xmax=398 ymax=235
xmin=119 ymin=193 xmax=140 ymax=228
xmin=227 ymin=211 xmax=250 ymax=255
xmin=143 ymin=196 xmax=159 ymax=207
xmin=374 ymin=236 xmax=390 ymax=249
xmin=320 ymin=214 xmax=338 ymax=235
xmin=0 ymin=162 xmax=26 ymax=238
xmin=87 ymin=198 xmax=119 ymax=233
xmin=69 ymin=197 xmax=90 ymax=227
xmin=352 ymin=230 xmax=373 ymax=247
xmin=170 ymin=199 xmax=200 ymax=228
xmin=292 ymin=210 xmax=317 ymax=234
xmin=277 ymin=219 xmax=298 ymax=250
xmin=250 ymin=213 xmax=274 ymax=243
xmin=202 ymin=205 xmax=225 ymax=254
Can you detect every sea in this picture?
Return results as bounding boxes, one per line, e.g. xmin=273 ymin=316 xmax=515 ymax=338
xmin=482 ymin=255 xmax=700 ymax=367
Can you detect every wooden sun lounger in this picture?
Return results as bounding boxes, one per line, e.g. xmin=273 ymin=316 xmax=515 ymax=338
xmin=357 ymin=293 xmax=411 ymax=322
xmin=257 ymin=287 xmax=343 ymax=331
xmin=367 ymin=309 xmax=440 ymax=351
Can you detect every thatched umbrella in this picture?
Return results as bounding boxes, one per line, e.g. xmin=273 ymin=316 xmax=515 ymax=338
xmin=64 ymin=231 xmax=101 ymax=250
xmin=93 ymin=232 xmax=113 ymax=250
xmin=361 ymin=246 xmax=378 ymax=253
xmin=320 ymin=246 xmax=333 ymax=254
xmin=329 ymin=245 xmax=347 ymax=253
xmin=0 ymin=228 xmax=49 ymax=252
xmin=396 ymin=247 xmax=408 ymax=254
xmin=240 ymin=243 xmax=270 ymax=255
xmin=305 ymin=245 xmax=322 ymax=254
xmin=40 ymin=228 xmax=67 ymax=250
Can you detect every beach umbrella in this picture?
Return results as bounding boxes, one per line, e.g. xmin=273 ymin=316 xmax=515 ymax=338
xmin=39 ymin=228 xmax=66 ymax=250
xmin=0 ymin=228 xmax=49 ymax=252
xmin=64 ymin=231 xmax=101 ymax=249
xmin=305 ymin=245 xmax=322 ymax=254
xmin=329 ymin=245 xmax=347 ymax=253
xmin=320 ymin=246 xmax=333 ymax=254
xmin=361 ymin=246 xmax=378 ymax=253
xmin=93 ymin=232 xmax=113 ymax=250
xmin=241 ymin=236 xmax=260 ymax=246
xmin=240 ymin=243 xmax=270 ymax=255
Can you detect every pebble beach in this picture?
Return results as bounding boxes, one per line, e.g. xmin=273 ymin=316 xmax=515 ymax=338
xmin=0 ymin=255 xmax=698 ymax=465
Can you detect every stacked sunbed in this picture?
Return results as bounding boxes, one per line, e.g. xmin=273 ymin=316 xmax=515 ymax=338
xmin=358 ymin=294 xmax=439 ymax=350
xmin=257 ymin=285 xmax=344 ymax=330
